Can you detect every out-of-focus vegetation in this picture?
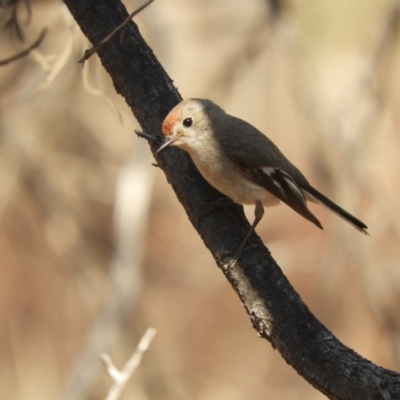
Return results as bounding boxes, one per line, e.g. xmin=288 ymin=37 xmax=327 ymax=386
xmin=0 ymin=0 xmax=399 ymax=399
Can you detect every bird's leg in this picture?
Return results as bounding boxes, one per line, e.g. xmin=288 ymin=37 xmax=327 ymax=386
xmin=234 ymin=200 xmax=264 ymax=261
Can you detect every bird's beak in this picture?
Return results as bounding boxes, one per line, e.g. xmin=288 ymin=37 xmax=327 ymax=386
xmin=157 ymin=133 xmax=182 ymax=154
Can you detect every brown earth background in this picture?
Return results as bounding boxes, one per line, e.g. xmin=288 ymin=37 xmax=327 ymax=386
xmin=0 ymin=0 xmax=399 ymax=399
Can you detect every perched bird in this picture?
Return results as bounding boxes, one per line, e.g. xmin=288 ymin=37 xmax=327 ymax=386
xmin=156 ymin=98 xmax=368 ymax=254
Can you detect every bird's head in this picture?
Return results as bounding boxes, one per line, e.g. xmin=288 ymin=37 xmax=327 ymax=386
xmin=158 ymin=99 xmax=221 ymax=153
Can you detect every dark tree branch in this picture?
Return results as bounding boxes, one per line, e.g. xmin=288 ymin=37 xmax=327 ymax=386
xmin=78 ymin=0 xmax=154 ymax=65
xmin=62 ymin=0 xmax=400 ymax=398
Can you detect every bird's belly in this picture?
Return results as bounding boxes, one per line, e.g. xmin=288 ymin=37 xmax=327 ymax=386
xmin=192 ymin=157 xmax=279 ymax=207
xmin=215 ymin=174 xmax=280 ymax=207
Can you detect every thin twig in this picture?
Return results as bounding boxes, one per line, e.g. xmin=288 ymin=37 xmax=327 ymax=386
xmin=0 ymin=28 xmax=47 ymax=66
xmin=134 ymin=129 xmax=161 ymax=144
xmin=34 ymin=27 xmax=74 ymax=94
xmin=5 ymin=0 xmax=24 ymax=41
xmin=78 ymin=0 xmax=154 ymax=66
xmin=24 ymin=0 xmax=33 ymax=25
xmin=101 ymin=327 xmax=157 ymax=400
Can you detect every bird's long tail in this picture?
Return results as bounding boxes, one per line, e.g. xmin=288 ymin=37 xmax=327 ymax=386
xmin=302 ymin=185 xmax=369 ymax=235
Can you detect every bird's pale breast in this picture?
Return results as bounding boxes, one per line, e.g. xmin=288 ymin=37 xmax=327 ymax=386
xmin=188 ymin=146 xmax=280 ymax=207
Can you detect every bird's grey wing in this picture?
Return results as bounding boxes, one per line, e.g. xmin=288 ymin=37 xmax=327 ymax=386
xmin=240 ymin=165 xmax=322 ymax=229
xmin=215 ymin=115 xmax=308 ymax=179
xmin=216 ymin=116 xmax=322 ymax=228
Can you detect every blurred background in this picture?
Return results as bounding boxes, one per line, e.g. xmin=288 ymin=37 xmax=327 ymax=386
xmin=0 ymin=0 xmax=399 ymax=399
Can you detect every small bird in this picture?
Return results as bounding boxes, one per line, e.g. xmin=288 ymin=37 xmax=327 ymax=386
xmin=157 ymin=99 xmax=368 ymax=255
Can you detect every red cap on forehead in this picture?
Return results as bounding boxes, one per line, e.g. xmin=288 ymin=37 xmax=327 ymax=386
xmin=161 ymin=105 xmax=180 ymax=137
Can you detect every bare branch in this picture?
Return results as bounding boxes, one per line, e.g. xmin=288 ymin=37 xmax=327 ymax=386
xmin=102 ymin=328 xmax=156 ymax=400
xmin=78 ymin=0 xmax=154 ymax=65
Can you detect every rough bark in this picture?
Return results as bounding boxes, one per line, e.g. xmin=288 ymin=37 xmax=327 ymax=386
xmin=63 ymin=1 xmax=400 ymax=399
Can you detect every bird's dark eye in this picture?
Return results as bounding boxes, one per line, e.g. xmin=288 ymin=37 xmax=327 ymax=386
xmin=183 ymin=117 xmax=193 ymax=128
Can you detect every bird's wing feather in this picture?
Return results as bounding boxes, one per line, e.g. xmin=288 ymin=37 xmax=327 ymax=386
xmin=239 ymin=165 xmax=323 ymax=229
xmin=214 ymin=115 xmax=310 ymax=183
xmin=302 ymin=185 xmax=368 ymax=234
xmin=214 ymin=115 xmax=322 ymax=228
